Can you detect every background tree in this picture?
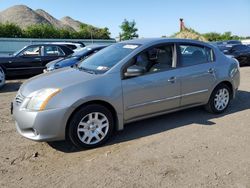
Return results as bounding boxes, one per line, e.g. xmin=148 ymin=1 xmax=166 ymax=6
xmin=119 ymin=19 xmax=138 ymax=41
xmin=0 ymin=23 xmax=23 ymax=38
xmin=202 ymin=31 xmax=243 ymax=41
xmin=0 ymin=22 xmax=111 ymax=39
xmin=24 ymin=24 xmax=60 ymax=38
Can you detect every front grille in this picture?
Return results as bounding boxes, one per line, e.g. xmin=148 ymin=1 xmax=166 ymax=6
xmin=15 ymin=93 xmax=25 ymax=105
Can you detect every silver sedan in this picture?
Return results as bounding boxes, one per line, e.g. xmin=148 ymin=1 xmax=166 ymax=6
xmin=12 ymin=38 xmax=240 ymax=148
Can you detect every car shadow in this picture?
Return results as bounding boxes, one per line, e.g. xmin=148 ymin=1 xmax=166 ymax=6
xmin=48 ymin=90 xmax=250 ymax=153
xmin=0 ymin=81 xmax=23 ymax=93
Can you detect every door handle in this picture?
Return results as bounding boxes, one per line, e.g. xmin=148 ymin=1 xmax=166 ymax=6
xmin=208 ymin=68 xmax=215 ymax=74
xmin=168 ymin=76 xmax=176 ymax=83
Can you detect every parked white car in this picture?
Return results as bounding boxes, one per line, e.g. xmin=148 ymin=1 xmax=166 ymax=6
xmin=50 ymin=42 xmax=85 ymax=52
xmin=0 ymin=67 xmax=5 ymax=88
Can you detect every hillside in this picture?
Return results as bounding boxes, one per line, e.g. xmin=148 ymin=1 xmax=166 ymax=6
xmin=60 ymin=16 xmax=84 ymax=32
xmin=0 ymin=5 xmax=101 ymax=32
xmin=174 ymin=28 xmax=207 ymax=42
xmin=35 ymin=9 xmax=73 ymax=31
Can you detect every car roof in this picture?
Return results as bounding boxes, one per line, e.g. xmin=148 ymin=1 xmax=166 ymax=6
xmin=26 ymin=44 xmax=71 ymax=47
xmin=120 ymin=38 xmax=214 ymax=48
xmin=50 ymin=42 xmax=81 ymax=45
xmin=85 ymin=44 xmax=109 ymax=49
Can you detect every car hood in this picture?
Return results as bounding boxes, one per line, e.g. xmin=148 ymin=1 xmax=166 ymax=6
xmin=55 ymin=57 xmax=79 ymax=68
xmin=0 ymin=56 xmax=14 ymax=62
xmin=19 ymin=68 xmax=98 ymax=97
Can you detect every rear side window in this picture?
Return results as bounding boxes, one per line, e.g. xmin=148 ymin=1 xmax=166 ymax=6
xmin=44 ymin=46 xmax=64 ymax=56
xmin=179 ymin=44 xmax=214 ymax=67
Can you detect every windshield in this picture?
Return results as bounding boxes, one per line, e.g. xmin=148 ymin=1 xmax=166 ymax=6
xmin=13 ymin=46 xmax=27 ymax=56
xmin=69 ymin=47 xmax=91 ymax=57
xmin=78 ymin=43 xmax=139 ymax=73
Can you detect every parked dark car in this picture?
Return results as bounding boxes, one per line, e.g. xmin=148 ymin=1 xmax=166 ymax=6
xmin=0 ymin=44 xmax=74 ymax=78
xmin=0 ymin=66 xmax=5 ymax=88
xmin=212 ymin=40 xmax=242 ymax=54
xmin=224 ymin=44 xmax=250 ymax=66
xmin=215 ymin=40 xmax=241 ymax=46
xmin=45 ymin=44 xmax=108 ymax=72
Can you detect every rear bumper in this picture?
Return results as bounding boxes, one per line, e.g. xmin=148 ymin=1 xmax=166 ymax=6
xmin=13 ymin=102 xmax=72 ymax=142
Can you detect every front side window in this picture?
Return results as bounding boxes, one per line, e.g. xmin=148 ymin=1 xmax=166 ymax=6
xmin=179 ymin=44 xmax=214 ymax=67
xmin=21 ymin=46 xmax=41 ymax=57
xmin=44 ymin=46 xmax=64 ymax=56
xmin=131 ymin=45 xmax=174 ymax=74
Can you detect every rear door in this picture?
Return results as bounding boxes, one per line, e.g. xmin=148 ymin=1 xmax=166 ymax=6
xmin=41 ymin=45 xmax=66 ymax=66
xmin=177 ymin=43 xmax=217 ymax=106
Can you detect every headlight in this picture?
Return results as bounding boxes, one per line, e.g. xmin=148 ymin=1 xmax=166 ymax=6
xmin=23 ymin=88 xmax=61 ymax=111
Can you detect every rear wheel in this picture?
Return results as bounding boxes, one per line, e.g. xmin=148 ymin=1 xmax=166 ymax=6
xmin=68 ymin=104 xmax=114 ymax=148
xmin=205 ymin=84 xmax=231 ymax=114
xmin=0 ymin=67 xmax=5 ymax=88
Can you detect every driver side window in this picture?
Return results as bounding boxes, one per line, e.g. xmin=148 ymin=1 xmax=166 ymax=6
xmin=133 ymin=44 xmax=174 ymax=74
xmin=21 ymin=46 xmax=41 ymax=57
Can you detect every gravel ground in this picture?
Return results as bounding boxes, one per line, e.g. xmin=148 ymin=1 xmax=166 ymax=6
xmin=0 ymin=67 xmax=250 ymax=188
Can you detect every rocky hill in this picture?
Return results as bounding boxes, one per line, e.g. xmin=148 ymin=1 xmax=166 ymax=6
xmin=174 ymin=28 xmax=207 ymax=42
xmin=0 ymin=5 xmax=97 ymax=32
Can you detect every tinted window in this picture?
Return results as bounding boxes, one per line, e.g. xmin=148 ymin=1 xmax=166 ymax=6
xmin=72 ymin=47 xmax=93 ymax=57
xmin=179 ymin=44 xmax=214 ymax=67
xmin=133 ymin=45 xmax=173 ymax=73
xmin=21 ymin=46 xmax=41 ymax=57
xmin=44 ymin=46 xmax=64 ymax=56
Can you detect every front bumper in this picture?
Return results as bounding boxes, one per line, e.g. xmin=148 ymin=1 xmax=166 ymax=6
xmin=13 ymin=101 xmax=72 ymax=142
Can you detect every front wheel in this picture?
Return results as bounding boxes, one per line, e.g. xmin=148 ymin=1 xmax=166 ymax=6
xmin=68 ymin=104 xmax=114 ymax=148
xmin=205 ymin=84 xmax=231 ymax=114
xmin=0 ymin=67 xmax=6 ymax=88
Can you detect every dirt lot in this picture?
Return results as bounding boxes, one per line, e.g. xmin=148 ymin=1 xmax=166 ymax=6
xmin=0 ymin=68 xmax=250 ymax=188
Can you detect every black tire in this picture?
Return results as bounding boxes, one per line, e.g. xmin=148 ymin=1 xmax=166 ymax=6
xmin=67 ymin=104 xmax=114 ymax=149
xmin=205 ymin=84 xmax=232 ymax=114
xmin=0 ymin=67 xmax=6 ymax=89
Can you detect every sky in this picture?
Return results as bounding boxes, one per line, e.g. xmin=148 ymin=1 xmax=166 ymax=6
xmin=0 ymin=0 xmax=250 ymax=38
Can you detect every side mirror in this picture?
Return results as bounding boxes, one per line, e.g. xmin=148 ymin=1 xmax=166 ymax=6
xmin=124 ymin=65 xmax=145 ymax=78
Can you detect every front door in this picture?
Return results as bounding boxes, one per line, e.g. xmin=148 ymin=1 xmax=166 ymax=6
xmin=7 ymin=45 xmax=43 ymax=76
xmin=122 ymin=44 xmax=181 ymax=121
